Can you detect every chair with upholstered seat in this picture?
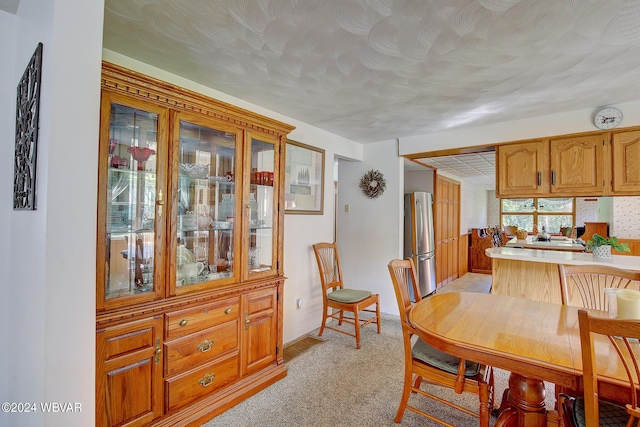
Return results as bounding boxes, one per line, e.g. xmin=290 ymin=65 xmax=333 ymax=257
xmin=312 ymin=242 xmax=380 ymax=349
xmin=559 ymin=264 xmax=640 ymax=309
xmin=559 ymin=264 xmax=640 ymax=426
xmin=387 ymin=258 xmax=494 ymax=426
xmin=563 ymin=309 xmax=640 ymax=427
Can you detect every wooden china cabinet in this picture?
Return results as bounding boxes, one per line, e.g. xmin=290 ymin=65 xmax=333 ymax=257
xmin=95 ymin=62 xmax=294 ymax=427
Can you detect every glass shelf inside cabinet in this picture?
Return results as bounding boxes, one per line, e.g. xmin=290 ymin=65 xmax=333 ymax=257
xmin=108 ymin=168 xmax=156 ymax=233
xmin=176 ymin=119 xmax=236 ymax=286
xmin=106 ymin=230 xmax=155 ymax=298
xmin=105 ymin=103 xmax=159 ymax=300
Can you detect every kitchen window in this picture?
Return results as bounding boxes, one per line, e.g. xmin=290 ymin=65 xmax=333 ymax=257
xmin=501 ymin=197 xmax=575 ymax=233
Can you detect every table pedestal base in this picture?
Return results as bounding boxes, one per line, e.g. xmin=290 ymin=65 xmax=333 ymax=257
xmin=496 ymin=373 xmax=548 ymax=427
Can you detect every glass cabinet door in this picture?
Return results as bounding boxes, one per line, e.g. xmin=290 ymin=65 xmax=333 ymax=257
xmin=100 ymin=100 xmax=166 ymax=306
xmin=173 ymin=117 xmax=239 ymax=293
xmin=247 ymin=136 xmax=277 ymax=277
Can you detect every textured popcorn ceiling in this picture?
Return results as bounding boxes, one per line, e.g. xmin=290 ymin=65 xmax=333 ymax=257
xmin=103 ymin=0 xmax=640 ymax=145
xmin=0 ymin=0 xmax=20 ymax=14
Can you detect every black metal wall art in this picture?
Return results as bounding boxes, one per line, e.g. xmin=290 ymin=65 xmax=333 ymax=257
xmin=13 ymin=42 xmax=43 ymax=210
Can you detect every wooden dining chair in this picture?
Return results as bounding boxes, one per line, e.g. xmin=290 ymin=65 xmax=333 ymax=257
xmin=387 ymin=258 xmax=494 ymax=426
xmin=559 ymin=264 xmax=640 ymax=310
xmin=504 ymin=225 xmax=518 ymax=237
xmin=562 ymin=309 xmax=640 ymax=427
xmin=558 ymin=264 xmax=640 ymax=425
xmin=312 ymin=242 xmax=380 ymax=349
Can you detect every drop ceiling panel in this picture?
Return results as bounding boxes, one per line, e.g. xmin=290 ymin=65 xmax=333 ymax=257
xmin=417 ymin=152 xmax=497 ymax=189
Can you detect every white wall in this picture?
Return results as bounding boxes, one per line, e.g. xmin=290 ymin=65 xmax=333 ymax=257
xmin=612 ymin=197 xmax=640 ymax=239
xmin=576 ymin=197 xmax=640 ymax=238
xmin=337 ymin=140 xmax=403 ymax=315
xmin=459 ymin=178 xmax=489 ymax=231
xmin=399 ymin=102 xmax=640 ymax=155
xmin=101 ymin=50 xmax=365 ymax=344
xmin=2 ymin=1 xmax=104 ymax=427
xmin=404 ymin=169 xmax=434 ymax=193
xmin=0 ymin=9 xmax=16 ymax=418
xmin=597 ymin=197 xmax=614 ymax=226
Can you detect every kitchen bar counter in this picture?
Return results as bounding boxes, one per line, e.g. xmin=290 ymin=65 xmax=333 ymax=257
xmin=485 ymin=247 xmax=640 ymax=304
xmin=504 ymin=236 xmax=586 ymax=252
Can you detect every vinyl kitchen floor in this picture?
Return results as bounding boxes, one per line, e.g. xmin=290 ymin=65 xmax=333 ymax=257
xmin=438 ymin=272 xmax=492 ymax=294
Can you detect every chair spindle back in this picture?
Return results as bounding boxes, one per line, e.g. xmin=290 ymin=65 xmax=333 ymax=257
xmin=578 ymin=309 xmax=640 ymax=427
xmin=560 ymin=264 xmax=640 ymax=310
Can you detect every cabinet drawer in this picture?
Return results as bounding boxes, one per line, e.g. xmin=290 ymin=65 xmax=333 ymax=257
xmin=97 ymin=316 xmax=161 ymax=362
xmin=165 ymin=320 xmax=238 ymax=376
xmin=166 ymin=297 xmax=239 ymax=340
xmin=165 ymin=355 xmax=239 ymax=411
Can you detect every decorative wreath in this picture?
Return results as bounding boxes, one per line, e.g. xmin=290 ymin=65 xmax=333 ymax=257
xmin=359 ymin=169 xmax=386 ymax=199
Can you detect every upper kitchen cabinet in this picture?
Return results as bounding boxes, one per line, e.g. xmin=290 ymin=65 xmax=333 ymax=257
xmin=497 ymin=133 xmax=612 ymax=198
xmin=496 ymin=140 xmax=549 ymax=197
xmin=611 ymin=130 xmax=640 ymax=194
xmin=550 ymin=134 xmax=606 ymax=195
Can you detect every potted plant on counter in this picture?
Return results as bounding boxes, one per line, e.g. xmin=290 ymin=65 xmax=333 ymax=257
xmin=586 ymin=234 xmax=630 ymax=258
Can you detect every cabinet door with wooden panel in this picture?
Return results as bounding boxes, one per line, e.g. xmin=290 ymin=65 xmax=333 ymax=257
xmin=612 ymin=130 xmax=640 ymax=194
xmin=434 ymin=176 xmax=460 ymax=288
xmin=550 ymin=134 xmax=605 ymax=195
xmin=242 ymin=287 xmax=278 ymax=376
xmin=434 ymin=180 xmax=444 ymax=286
xmin=449 ymin=180 xmax=459 ymax=282
xmin=497 ymin=141 xmax=549 ymax=197
xmin=96 ymin=316 xmax=163 ymax=427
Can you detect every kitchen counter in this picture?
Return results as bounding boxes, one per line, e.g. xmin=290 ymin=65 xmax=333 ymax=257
xmin=485 ymin=247 xmax=640 ymax=304
xmin=487 ymin=247 xmax=640 ymax=271
xmin=504 ymin=236 xmax=586 ymax=252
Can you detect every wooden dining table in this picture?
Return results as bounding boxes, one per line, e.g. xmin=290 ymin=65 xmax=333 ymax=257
xmin=409 ymin=291 xmax=636 ymax=427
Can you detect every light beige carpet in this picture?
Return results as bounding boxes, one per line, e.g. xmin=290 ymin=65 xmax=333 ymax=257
xmin=201 ymin=273 xmax=556 ymax=426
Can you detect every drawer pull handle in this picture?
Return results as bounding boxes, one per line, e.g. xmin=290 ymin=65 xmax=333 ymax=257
xmin=179 ymin=319 xmax=188 ymax=327
xmin=198 ymin=373 xmax=215 ymax=387
xmin=196 ymin=339 xmax=214 ymax=352
xmin=225 ymin=307 xmax=232 ymax=315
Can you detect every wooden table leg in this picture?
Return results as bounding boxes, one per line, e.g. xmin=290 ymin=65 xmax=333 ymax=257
xmin=496 ymin=373 xmax=548 ymax=427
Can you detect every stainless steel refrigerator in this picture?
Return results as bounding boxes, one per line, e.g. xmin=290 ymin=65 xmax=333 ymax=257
xmin=404 ymin=192 xmax=436 ymax=298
